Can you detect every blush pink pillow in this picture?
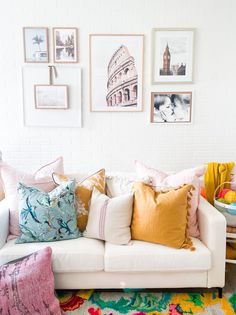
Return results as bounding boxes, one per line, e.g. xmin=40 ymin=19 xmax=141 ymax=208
xmin=0 ymin=157 xmax=64 ymax=236
xmin=135 ymin=161 xmax=207 ymax=238
xmin=0 ymin=247 xmax=61 ymax=315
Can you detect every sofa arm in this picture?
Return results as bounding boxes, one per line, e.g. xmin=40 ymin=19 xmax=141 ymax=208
xmin=0 ymin=199 xmax=9 ymax=249
xmin=198 ymin=196 xmax=226 ymax=288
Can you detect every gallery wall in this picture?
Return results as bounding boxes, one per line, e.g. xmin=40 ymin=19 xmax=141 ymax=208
xmin=0 ymin=0 xmax=236 ymax=173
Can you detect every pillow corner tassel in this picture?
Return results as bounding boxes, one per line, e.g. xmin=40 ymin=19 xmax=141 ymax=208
xmin=182 ymin=184 xmax=196 ymax=251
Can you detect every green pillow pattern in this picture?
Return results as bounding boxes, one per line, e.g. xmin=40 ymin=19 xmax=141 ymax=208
xmin=16 ymin=180 xmax=80 ymax=243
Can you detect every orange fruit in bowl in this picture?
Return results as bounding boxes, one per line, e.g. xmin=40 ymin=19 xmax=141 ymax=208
xmin=224 ymin=190 xmax=236 ymax=203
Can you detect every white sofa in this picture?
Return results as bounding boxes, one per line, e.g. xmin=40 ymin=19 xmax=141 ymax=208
xmin=0 ymin=173 xmax=226 ymax=295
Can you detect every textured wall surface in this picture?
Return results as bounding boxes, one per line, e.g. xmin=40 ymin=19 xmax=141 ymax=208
xmin=0 ymin=0 xmax=235 ymax=173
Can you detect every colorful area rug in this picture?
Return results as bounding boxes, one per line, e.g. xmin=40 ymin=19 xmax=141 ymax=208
xmin=57 ymin=290 xmax=236 ymax=315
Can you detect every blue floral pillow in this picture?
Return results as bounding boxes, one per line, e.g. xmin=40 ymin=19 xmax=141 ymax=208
xmin=16 ymin=180 xmax=80 ymax=243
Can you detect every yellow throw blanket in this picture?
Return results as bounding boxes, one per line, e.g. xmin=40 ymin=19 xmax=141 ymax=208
xmin=204 ymin=162 xmax=234 ymax=205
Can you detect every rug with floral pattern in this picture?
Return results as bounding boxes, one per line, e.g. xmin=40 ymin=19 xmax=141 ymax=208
xmin=57 ymin=290 xmax=236 ymax=315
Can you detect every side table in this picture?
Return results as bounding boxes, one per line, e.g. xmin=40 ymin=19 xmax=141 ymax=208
xmin=226 ymin=232 xmax=236 ymax=264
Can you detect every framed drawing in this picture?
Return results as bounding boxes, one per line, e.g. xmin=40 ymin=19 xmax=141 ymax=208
xmin=90 ymin=34 xmax=144 ymax=112
xmin=53 ymin=27 xmax=78 ymax=63
xmin=152 ymin=29 xmax=194 ymax=84
xmin=150 ymin=91 xmax=193 ymax=124
xmin=23 ymin=27 xmax=49 ymax=63
xmin=34 ymin=85 xmax=68 ymax=109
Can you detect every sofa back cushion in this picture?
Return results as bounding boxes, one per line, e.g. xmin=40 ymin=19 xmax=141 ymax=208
xmin=0 ymin=157 xmax=64 ymax=237
xmin=105 ymin=172 xmax=136 ymax=197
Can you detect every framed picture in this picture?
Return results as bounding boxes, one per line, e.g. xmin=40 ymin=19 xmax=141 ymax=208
xmin=34 ymin=85 xmax=68 ymax=109
xmin=23 ymin=27 xmax=49 ymax=63
xmin=90 ymin=34 xmax=144 ymax=112
xmin=150 ymin=91 xmax=193 ymax=124
xmin=152 ymin=29 xmax=194 ymax=84
xmin=22 ymin=65 xmax=81 ymax=127
xmin=53 ymin=27 xmax=78 ymax=63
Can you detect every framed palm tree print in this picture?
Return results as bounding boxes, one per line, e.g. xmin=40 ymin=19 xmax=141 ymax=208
xmin=23 ymin=27 xmax=49 ymax=63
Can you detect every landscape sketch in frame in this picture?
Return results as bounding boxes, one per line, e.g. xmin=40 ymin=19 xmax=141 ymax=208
xmin=90 ymin=34 xmax=144 ymax=112
xmin=23 ymin=27 xmax=49 ymax=63
xmin=34 ymin=85 xmax=68 ymax=109
xmin=152 ymin=29 xmax=194 ymax=83
xmin=151 ymin=92 xmax=192 ymax=124
xmin=53 ymin=28 xmax=78 ymax=63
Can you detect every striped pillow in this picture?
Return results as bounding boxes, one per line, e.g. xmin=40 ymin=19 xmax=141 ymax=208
xmin=83 ymin=188 xmax=133 ymax=245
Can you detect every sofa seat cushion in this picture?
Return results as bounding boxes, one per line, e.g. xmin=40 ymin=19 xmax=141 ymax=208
xmin=105 ymin=237 xmax=211 ymax=272
xmin=0 ymin=237 xmax=104 ymax=272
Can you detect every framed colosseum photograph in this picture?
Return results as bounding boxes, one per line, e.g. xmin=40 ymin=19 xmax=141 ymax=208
xmin=89 ymin=34 xmax=144 ymax=112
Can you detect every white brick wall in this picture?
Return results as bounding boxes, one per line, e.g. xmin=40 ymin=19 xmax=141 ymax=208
xmin=0 ymin=0 xmax=236 ymax=174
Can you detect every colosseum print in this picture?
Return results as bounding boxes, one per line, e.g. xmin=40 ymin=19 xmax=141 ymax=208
xmin=90 ymin=34 xmax=143 ymax=112
xmin=106 ymin=45 xmax=138 ymax=107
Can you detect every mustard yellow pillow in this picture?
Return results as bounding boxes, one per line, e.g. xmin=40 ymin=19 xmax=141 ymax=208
xmin=131 ymin=182 xmax=194 ymax=249
xmin=53 ymin=169 xmax=105 ymax=232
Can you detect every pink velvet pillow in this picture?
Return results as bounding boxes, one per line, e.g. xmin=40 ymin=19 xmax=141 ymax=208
xmin=0 ymin=157 xmax=64 ymax=236
xmin=135 ymin=161 xmax=207 ymax=238
xmin=0 ymin=247 xmax=61 ymax=314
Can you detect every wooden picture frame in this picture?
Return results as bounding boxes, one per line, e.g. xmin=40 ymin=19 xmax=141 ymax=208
xmin=89 ymin=34 xmax=144 ymax=112
xmin=34 ymin=84 xmax=68 ymax=109
xmin=152 ymin=28 xmax=194 ymax=84
xmin=23 ymin=27 xmax=49 ymax=63
xmin=150 ymin=91 xmax=193 ymax=124
xmin=53 ymin=27 xmax=78 ymax=63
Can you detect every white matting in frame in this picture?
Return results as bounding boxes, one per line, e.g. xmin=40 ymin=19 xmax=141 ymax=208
xmin=22 ymin=65 xmax=81 ymax=127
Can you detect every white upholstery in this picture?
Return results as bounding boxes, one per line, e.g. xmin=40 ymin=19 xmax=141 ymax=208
xmin=198 ymin=196 xmax=226 ymax=288
xmin=0 ymin=173 xmax=227 ymax=290
xmin=0 ymin=200 xmax=9 ymax=249
xmin=54 ymin=271 xmax=208 ymax=289
xmin=105 ymin=238 xmax=211 ymax=272
xmin=0 ymin=237 xmax=105 ymax=272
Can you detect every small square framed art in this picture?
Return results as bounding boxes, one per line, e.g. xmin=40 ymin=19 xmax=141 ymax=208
xmin=150 ymin=91 xmax=193 ymax=124
xmin=23 ymin=27 xmax=49 ymax=63
xmin=34 ymin=85 xmax=68 ymax=109
xmin=53 ymin=27 xmax=79 ymax=63
xmin=152 ymin=28 xmax=194 ymax=84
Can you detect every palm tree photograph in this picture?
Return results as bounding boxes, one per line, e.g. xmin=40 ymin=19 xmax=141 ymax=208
xmin=23 ymin=27 xmax=49 ymax=63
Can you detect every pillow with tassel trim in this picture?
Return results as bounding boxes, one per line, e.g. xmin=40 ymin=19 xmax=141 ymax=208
xmin=131 ymin=182 xmax=195 ymax=250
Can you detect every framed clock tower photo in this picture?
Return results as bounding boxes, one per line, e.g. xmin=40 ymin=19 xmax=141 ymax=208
xmin=151 ymin=28 xmax=195 ymax=84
